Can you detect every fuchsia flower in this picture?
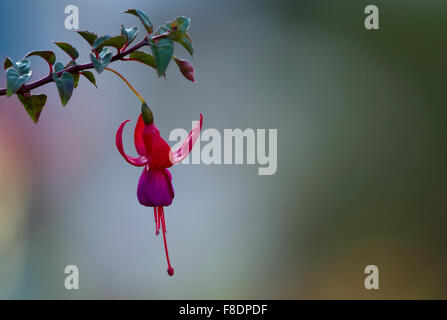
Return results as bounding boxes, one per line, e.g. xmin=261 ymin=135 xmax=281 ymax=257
xmin=116 ymin=111 xmax=203 ymax=276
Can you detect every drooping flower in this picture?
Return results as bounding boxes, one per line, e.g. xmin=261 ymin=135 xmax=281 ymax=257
xmin=116 ymin=110 xmax=203 ymax=276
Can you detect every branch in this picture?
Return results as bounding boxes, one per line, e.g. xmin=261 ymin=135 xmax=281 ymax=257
xmin=0 ymin=33 xmax=167 ymax=96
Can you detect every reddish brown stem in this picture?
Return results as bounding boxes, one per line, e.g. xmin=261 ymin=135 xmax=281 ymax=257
xmin=0 ymin=33 xmax=168 ymax=96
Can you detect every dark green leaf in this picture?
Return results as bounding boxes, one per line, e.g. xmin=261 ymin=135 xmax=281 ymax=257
xmin=4 ymin=57 xmax=13 ymax=70
xmin=155 ymin=22 xmax=170 ymax=36
xmin=177 ymin=33 xmax=194 ymax=56
xmin=64 ymin=60 xmax=76 ymax=69
xmin=25 ymin=51 xmax=56 ymax=65
xmin=150 ymin=38 xmax=173 ymax=76
xmin=14 ymin=59 xmax=31 ymax=74
xmin=124 ymin=9 xmax=153 ymax=34
xmin=171 ymin=16 xmax=190 ymax=32
xmin=90 ymin=48 xmax=113 ymax=73
xmin=17 ymin=94 xmax=47 ymax=123
xmin=6 ymin=59 xmax=32 ymax=97
xmin=96 ymin=35 xmax=126 ymax=51
xmin=121 ymin=25 xmax=138 ymax=45
xmin=80 ymin=71 xmax=97 ymax=88
xmin=76 ymin=30 xmax=98 ymax=46
xmin=73 ymin=73 xmax=80 ymax=88
xmin=53 ymin=71 xmax=74 ymax=106
xmin=6 ymin=68 xmax=32 ymax=96
xmin=54 ymin=42 xmax=79 ymax=60
xmin=54 ymin=62 xmax=65 ymax=73
xmin=155 ymin=18 xmax=193 ymax=56
xmin=92 ymin=35 xmax=111 ymax=50
xmin=129 ymin=51 xmax=156 ymax=68
xmin=167 ymin=16 xmax=191 ymax=40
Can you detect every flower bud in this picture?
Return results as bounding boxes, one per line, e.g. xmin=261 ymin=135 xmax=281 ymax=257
xmin=141 ymin=102 xmax=154 ymax=125
xmin=174 ymin=57 xmax=195 ymax=83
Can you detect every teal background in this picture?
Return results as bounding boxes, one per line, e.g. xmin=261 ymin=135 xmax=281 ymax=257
xmin=0 ymin=0 xmax=446 ymax=299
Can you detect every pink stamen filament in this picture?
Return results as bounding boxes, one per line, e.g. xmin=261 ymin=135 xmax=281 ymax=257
xmin=154 ymin=207 xmax=158 ymax=235
xmin=159 ymin=207 xmax=174 ymax=276
xmin=157 ymin=208 xmax=162 ymax=235
xmin=161 ymin=209 xmax=167 ymax=234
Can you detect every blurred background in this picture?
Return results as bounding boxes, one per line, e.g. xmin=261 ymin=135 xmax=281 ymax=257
xmin=0 ymin=0 xmax=446 ymax=299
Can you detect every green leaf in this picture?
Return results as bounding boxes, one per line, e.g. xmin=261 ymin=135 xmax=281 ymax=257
xmin=54 ymin=62 xmax=66 ymax=73
xmin=6 ymin=59 xmax=32 ymax=97
xmin=54 ymin=42 xmax=79 ymax=60
xmin=90 ymin=48 xmax=113 ymax=73
xmin=155 ymin=22 xmax=170 ymax=36
xmin=17 ymin=94 xmax=47 ymax=123
xmin=124 ymin=9 xmax=153 ymax=34
xmin=96 ymin=35 xmax=126 ymax=51
xmin=14 ymin=59 xmax=31 ymax=74
xmin=25 ymin=51 xmax=56 ymax=65
xmin=150 ymin=38 xmax=173 ymax=76
xmin=76 ymin=30 xmax=98 ymax=46
xmin=6 ymin=68 xmax=32 ymax=96
xmin=129 ymin=51 xmax=156 ymax=68
xmin=72 ymin=73 xmax=80 ymax=88
xmin=121 ymin=25 xmax=138 ymax=45
xmin=92 ymin=35 xmax=111 ymax=50
xmin=177 ymin=33 xmax=194 ymax=56
xmin=4 ymin=57 xmax=13 ymax=70
xmin=168 ymin=16 xmax=191 ymax=40
xmin=80 ymin=71 xmax=97 ymax=88
xmin=172 ymin=16 xmax=190 ymax=31
xmin=53 ymin=71 xmax=74 ymax=106
xmin=64 ymin=60 xmax=76 ymax=69
xmin=155 ymin=17 xmax=193 ymax=56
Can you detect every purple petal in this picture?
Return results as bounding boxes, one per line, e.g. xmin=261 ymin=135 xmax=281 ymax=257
xmin=137 ymin=167 xmax=174 ymax=207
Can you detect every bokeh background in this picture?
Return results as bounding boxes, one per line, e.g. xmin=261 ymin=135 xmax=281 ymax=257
xmin=0 ymin=0 xmax=446 ymax=299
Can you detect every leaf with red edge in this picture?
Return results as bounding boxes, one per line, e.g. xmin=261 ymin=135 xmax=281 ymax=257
xmin=80 ymin=71 xmax=97 ymax=88
xmin=3 ymin=57 xmax=13 ymax=70
xmin=90 ymin=48 xmax=113 ymax=73
xmin=17 ymin=94 xmax=47 ymax=123
xmin=96 ymin=35 xmax=126 ymax=52
xmin=25 ymin=51 xmax=56 ymax=65
xmin=54 ymin=42 xmax=79 ymax=60
xmin=150 ymin=38 xmax=173 ymax=77
xmin=177 ymin=33 xmax=194 ymax=56
xmin=72 ymin=73 xmax=80 ymax=88
xmin=129 ymin=51 xmax=156 ymax=69
xmin=53 ymin=62 xmax=74 ymax=106
xmin=121 ymin=25 xmax=139 ymax=45
xmin=76 ymin=30 xmax=98 ymax=46
xmin=92 ymin=35 xmax=112 ymax=50
xmin=167 ymin=16 xmax=190 ymax=40
xmin=124 ymin=9 xmax=153 ymax=34
xmin=6 ymin=59 xmax=32 ymax=97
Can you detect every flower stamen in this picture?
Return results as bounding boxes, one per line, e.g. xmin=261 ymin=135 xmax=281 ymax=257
xmin=154 ymin=207 xmax=158 ymax=235
xmin=160 ymin=207 xmax=174 ymax=276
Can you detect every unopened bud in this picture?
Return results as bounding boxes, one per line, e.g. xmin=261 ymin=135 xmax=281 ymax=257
xmin=174 ymin=57 xmax=195 ymax=83
xmin=141 ymin=102 xmax=154 ymax=125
